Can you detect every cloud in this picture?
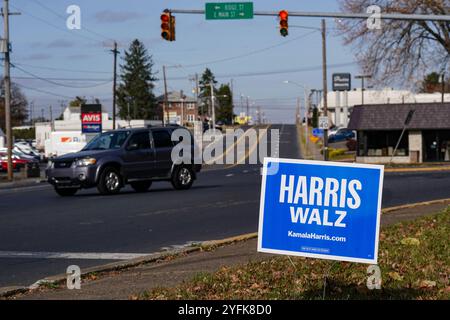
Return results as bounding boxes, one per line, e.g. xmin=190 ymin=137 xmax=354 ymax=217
xmin=94 ymin=10 xmax=144 ymax=23
xmin=25 ymin=53 xmax=52 ymax=60
xmin=47 ymin=39 xmax=74 ymax=48
xmin=66 ymin=54 xmax=91 ymax=60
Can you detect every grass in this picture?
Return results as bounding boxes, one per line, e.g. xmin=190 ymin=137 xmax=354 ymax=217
xmin=142 ymin=208 xmax=450 ymax=300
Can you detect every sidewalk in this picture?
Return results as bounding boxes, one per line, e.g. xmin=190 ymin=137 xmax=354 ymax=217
xmin=297 ymin=124 xmax=323 ymax=161
xmin=5 ymin=199 xmax=449 ymax=300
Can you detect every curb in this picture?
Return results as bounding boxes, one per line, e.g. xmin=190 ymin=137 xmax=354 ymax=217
xmin=2 ymin=199 xmax=449 ymax=298
xmin=385 ymin=166 xmax=450 ymax=173
xmin=381 ymin=198 xmax=450 ymax=214
xmin=0 ymin=232 xmax=258 ymax=298
xmin=0 ymin=179 xmax=47 ymax=190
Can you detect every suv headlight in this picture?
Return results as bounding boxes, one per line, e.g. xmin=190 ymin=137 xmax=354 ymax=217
xmin=74 ymin=158 xmax=97 ymax=167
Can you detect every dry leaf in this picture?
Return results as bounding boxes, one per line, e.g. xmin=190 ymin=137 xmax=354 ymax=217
xmin=388 ymin=272 xmax=403 ymax=281
xmin=401 ymin=237 xmax=420 ymax=246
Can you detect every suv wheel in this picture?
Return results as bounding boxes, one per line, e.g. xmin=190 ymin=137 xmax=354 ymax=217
xmin=130 ymin=181 xmax=152 ymax=193
xmin=97 ymin=167 xmax=122 ymax=195
xmin=54 ymin=187 xmax=78 ymax=197
xmin=171 ymin=166 xmax=194 ymax=190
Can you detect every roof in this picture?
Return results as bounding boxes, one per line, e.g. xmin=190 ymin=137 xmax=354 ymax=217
xmin=156 ymin=91 xmax=196 ymax=103
xmin=347 ymin=103 xmax=450 ymax=130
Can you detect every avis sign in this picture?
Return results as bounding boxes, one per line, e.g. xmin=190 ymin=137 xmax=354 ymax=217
xmin=81 ymin=104 xmax=102 ymax=134
xmin=258 ymin=158 xmax=384 ymax=264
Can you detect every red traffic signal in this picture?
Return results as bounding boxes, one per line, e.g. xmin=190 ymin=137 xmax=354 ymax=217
xmin=161 ymin=10 xmax=175 ymax=41
xmin=279 ymin=10 xmax=288 ymax=37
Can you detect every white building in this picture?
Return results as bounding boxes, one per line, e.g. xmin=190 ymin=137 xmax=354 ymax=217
xmin=318 ymin=88 xmax=450 ymax=127
xmin=35 ymin=105 xmax=161 ymax=153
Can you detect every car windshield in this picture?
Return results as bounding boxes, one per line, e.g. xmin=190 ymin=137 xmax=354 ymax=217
xmin=82 ymin=131 xmax=130 ymax=151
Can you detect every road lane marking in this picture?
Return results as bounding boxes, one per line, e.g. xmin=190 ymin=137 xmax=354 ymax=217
xmin=0 ymin=251 xmax=149 ymax=260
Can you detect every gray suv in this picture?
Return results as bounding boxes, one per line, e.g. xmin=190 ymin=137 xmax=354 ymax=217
xmin=46 ymin=126 xmax=201 ymax=196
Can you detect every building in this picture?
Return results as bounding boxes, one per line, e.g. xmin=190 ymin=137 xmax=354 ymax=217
xmin=157 ymin=91 xmax=198 ymax=126
xmin=35 ymin=104 xmax=161 ymax=150
xmin=318 ymin=88 xmax=450 ymax=127
xmin=348 ymin=102 xmax=450 ymax=164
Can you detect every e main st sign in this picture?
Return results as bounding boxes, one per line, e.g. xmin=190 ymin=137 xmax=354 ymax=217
xmin=258 ymin=158 xmax=384 ymax=264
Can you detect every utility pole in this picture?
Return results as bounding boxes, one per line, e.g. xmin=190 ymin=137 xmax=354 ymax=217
xmin=111 ymin=41 xmax=119 ymax=130
xmin=210 ymin=82 xmax=216 ymax=130
xmin=180 ymin=90 xmax=185 ymax=126
xmin=29 ymin=101 xmax=34 ymax=125
xmin=2 ymin=0 xmax=20 ymax=181
xmin=49 ymin=105 xmax=53 ymax=131
xmin=355 ymin=74 xmax=372 ymax=105
xmin=321 ymin=19 xmax=329 ymax=161
xmin=195 ymin=73 xmax=199 ymax=120
xmin=246 ymin=96 xmax=249 ymax=124
xmin=230 ymin=78 xmax=234 ymax=125
xmin=162 ymin=65 xmax=168 ymax=126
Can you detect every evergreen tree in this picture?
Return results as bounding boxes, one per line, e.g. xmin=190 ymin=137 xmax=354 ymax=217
xmin=216 ymin=84 xmax=233 ymax=124
xmin=116 ymin=39 xmax=157 ymax=120
xmin=198 ymin=68 xmax=217 ymax=116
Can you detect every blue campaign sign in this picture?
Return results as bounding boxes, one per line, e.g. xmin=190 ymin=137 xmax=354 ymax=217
xmin=258 ymin=158 xmax=384 ymax=264
xmin=312 ymin=128 xmax=324 ymax=137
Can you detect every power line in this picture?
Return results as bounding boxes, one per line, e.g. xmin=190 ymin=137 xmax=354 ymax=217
xmin=180 ymin=30 xmax=316 ymax=68
xmin=11 ymin=64 xmax=113 ymax=88
xmin=10 ymin=3 xmax=101 ymax=44
xmin=15 ymin=83 xmax=74 ymax=99
xmin=167 ymin=61 xmax=356 ymax=80
xmin=31 ymin=0 xmax=114 ymax=42
xmin=12 ymin=62 xmax=111 ymax=75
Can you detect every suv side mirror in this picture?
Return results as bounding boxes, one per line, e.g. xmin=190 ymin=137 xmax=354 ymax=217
xmin=127 ymin=143 xmax=139 ymax=151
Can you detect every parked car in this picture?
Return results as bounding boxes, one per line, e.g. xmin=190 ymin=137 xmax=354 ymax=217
xmin=328 ymin=128 xmax=355 ymax=143
xmin=46 ymin=127 xmax=202 ymax=196
xmin=0 ymin=152 xmax=39 ymax=172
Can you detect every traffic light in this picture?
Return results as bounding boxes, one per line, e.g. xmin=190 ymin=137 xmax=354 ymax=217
xmin=279 ymin=10 xmax=288 ymax=37
xmin=161 ymin=9 xmax=175 ymax=41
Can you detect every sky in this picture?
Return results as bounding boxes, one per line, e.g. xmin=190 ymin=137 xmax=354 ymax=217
xmin=6 ymin=0 xmax=363 ymax=124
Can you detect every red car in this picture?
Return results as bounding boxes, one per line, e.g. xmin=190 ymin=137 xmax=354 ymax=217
xmin=0 ymin=153 xmax=30 ymax=171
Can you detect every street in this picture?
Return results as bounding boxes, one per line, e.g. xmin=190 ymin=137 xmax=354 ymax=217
xmin=0 ymin=124 xmax=449 ymax=288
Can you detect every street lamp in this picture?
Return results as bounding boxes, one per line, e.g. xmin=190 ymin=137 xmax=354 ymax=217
xmin=283 ymin=80 xmax=310 ymax=159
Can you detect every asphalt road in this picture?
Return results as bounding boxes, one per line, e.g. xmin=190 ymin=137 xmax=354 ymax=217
xmin=1 ymin=124 xmax=450 ymax=288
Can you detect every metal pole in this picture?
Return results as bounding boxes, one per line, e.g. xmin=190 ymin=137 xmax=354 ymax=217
xmin=322 ymin=19 xmax=328 ymax=161
xmin=162 ymin=65 xmax=168 ymax=126
xmin=442 ymin=73 xmax=445 ymax=103
xmin=246 ymin=96 xmax=249 ymax=123
xmin=180 ymin=90 xmax=184 ymax=126
xmin=389 ymin=126 xmax=407 ymax=164
xmin=169 ymin=9 xmax=450 ymax=22
xmin=111 ymin=41 xmax=118 ymax=130
xmin=210 ymin=82 xmax=215 ymax=130
xmin=3 ymin=0 xmax=12 ymax=181
xmin=195 ymin=73 xmax=199 ymax=120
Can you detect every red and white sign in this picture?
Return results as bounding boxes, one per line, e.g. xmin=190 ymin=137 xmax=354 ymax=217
xmin=81 ymin=113 xmax=101 ymax=124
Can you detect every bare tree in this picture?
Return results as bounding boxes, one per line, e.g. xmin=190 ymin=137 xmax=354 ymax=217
xmin=337 ymin=0 xmax=450 ymax=87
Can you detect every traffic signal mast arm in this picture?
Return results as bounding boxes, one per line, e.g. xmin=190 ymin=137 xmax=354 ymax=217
xmin=167 ymin=8 xmax=450 ymax=22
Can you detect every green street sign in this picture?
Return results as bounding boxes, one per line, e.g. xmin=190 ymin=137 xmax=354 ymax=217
xmin=205 ymin=2 xmax=254 ymax=20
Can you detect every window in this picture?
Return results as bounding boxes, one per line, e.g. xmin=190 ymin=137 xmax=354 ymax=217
xmin=83 ymin=131 xmax=130 ymax=151
xmin=152 ymin=130 xmax=173 ymax=148
xmin=187 ymin=114 xmax=195 ymax=122
xmin=127 ymin=132 xmax=150 ymax=150
xmin=358 ymin=130 xmax=409 ymax=157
